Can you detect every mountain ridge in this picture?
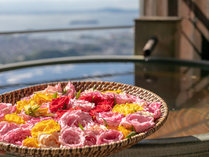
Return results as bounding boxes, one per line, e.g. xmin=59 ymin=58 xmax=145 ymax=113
xmin=0 ymin=7 xmax=138 ymax=15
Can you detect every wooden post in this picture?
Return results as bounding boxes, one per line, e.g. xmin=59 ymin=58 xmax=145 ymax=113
xmin=135 ymin=16 xmax=181 ymax=58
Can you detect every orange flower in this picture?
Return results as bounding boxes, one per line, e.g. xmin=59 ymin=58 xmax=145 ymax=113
xmin=31 ymin=119 xmax=60 ymax=138
xmin=4 ymin=113 xmax=25 ymax=124
xmin=22 ymin=137 xmax=39 ymax=148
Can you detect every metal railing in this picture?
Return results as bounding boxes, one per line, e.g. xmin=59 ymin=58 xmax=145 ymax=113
xmin=0 ymin=25 xmax=133 ymax=35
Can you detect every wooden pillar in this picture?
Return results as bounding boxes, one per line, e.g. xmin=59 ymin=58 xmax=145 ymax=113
xmin=178 ymin=0 xmax=209 ymax=60
xmin=140 ymin=0 xmax=209 ymax=60
xmin=143 ymin=0 xmax=168 ymax=16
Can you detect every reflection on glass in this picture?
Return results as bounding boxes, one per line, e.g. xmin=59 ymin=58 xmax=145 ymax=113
xmin=135 ymin=63 xmax=209 ymax=138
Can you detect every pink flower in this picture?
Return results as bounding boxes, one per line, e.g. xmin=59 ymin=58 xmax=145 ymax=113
xmin=59 ymin=110 xmax=93 ymax=129
xmin=63 ymin=82 xmax=76 ymax=98
xmin=104 ymin=92 xmax=137 ymax=104
xmin=19 ymin=110 xmax=32 ymax=121
xmin=2 ymin=128 xmax=31 ymax=145
xmin=69 ymin=99 xmax=95 ymax=111
xmin=120 ymin=112 xmax=155 ymax=133
xmin=147 ymin=102 xmax=161 ymax=119
xmin=0 ymin=122 xmax=19 ymax=140
xmin=95 ymin=111 xmax=124 ymax=127
xmin=43 ymin=83 xmax=62 ymax=95
xmin=97 ymin=129 xmax=123 ymax=145
xmin=85 ymin=123 xmax=107 ymax=135
xmin=21 ymin=117 xmax=52 ymax=129
xmin=59 ymin=127 xmax=84 ymax=147
xmin=0 ymin=103 xmax=16 ymax=120
xmin=29 ymin=117 xmax=52 ymax=125
xmin=83 ymin=130 xmax=97 ymax=146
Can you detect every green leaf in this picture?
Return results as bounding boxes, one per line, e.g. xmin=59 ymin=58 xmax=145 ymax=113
xmin=28 ymin=104 xmax=34 ymax=114
xmin=28 ymin=104 xmax=32 ymax=111
xmin=25 ymin=104 xmax=43 ymax=117
xmin=126 ymin=131 xmax=137 ymax=139
xmin=24 ymin=106 xmax=29 ymax=115
xmin=26 ymin=104 xmax=36 ymax=117
xmin=52 ymin=92 xmax=58 ymax=99
xmin=130 ymin=125 xmax=136 ymax=132
xmin=92 ymin=85 xmax=96 ymax=91
xmin=62 ymin=89 xmax=67 ymax=95
xmin=92 ymin=96 xmax=95 ymax=103
xmin=76 ymin=89 xmax=82 ymax=99
xmin=78 ymin=122 xmax=84 ymax=131
xmin=45 ymin=113 xmax=55 ymax=116
xmin=101 ymin=117 xmax=108 ymax=127
xmin=63 ymin=104 xmax=67 ymax=110
xmin=114 ymin=95 xmax=116 ymax=106
xmin=33 ymin=104 xmax=42 ymax=112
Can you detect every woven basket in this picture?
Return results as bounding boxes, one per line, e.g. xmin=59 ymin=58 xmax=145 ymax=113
xmin=0 ymin=81 xmax=168 ymax=157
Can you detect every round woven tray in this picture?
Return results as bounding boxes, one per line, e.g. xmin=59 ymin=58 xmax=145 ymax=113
xmin=0 ymin=81 xmax=168 ymax=157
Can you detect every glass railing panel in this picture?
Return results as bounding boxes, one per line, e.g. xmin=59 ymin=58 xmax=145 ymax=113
xmin=0 ymin=28 xmax=134 ymax=64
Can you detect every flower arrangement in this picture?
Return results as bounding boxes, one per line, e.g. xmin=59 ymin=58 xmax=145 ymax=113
xmin=0 ymin=81 xmax=162 ymax=148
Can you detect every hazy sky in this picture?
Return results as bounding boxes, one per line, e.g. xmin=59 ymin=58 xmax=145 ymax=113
xmin=0 ymin=0 xmax=139 ymax=12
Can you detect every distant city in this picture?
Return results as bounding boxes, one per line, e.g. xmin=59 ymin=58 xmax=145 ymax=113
xmin=0 ymin=31 xmax=134 ymax=64
xmin=0 ymin=8 xmax=138 ymax=64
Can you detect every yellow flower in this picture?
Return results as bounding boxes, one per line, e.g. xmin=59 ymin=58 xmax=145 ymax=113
xmin=33 ymin=93 xmax=53 ymax=106
xmin=4 ymin=113 xmax=25 ymax=124
xmin=22 ymin=137 xmax=39 ymax=148
xmin=16 ymin=93 xmax=53 ymax=114
xmin=24 ymin=104 xmax=49 ymax=117
xmin=16 ymin=92 xmax=54 ymax=117
xmin=112 ymin=103 xmax=144 ymax=116
xmin=117 ymin=125 xmax=132 ymax=138
xmin=16 ymin=99 xmax=29 ymax=114
xmin=31 ymin=119 xmax=60 ymax=138
xmin=106 ymin=124 xmax=133 ymax=138
xmin=102 ymin=90 xmax=123 ymax=94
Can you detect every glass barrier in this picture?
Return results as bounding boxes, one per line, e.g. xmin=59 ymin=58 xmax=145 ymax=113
xmin=0 ymin=28 xmax=134 ymax=64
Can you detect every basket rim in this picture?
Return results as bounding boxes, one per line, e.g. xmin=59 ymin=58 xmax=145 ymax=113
xmin=0 ymin=81 xmax=168 ymax=152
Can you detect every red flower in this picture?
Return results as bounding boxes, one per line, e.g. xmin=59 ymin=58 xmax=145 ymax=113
xmin=79 ymin=92 xmax=105 ymax=105
xmin=79 ymin=92 xmax=115 ymax=107
xmin=89 ymin=104 xmax=112 ymax=117
xmin=56 ymin=110 xmax=68 ymax=118
xmin=79 ymin=92 xmax=115 ymax=117
xmin=49 ymin=96 xmax=70 ymax=113
xmin=79 ymin=91 xmax=115 ymax=117
xmin=89 ymin=99 xmax=114 ymax=117
xmin=97 ymin=99 xmax=115 ymax=108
